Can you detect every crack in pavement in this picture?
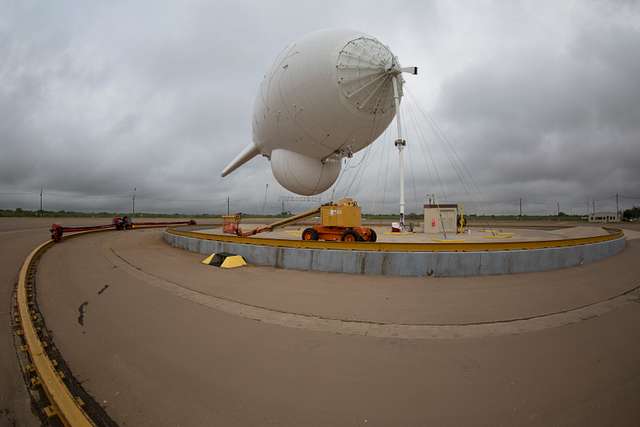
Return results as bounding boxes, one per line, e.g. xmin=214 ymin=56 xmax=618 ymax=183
xmin=77 ymin=301 xmax=89 ymax=326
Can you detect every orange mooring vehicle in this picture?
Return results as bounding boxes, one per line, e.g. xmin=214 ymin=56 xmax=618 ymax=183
xmin=224 ymin=198 xmax=377 ymax=242
xmin=300 ymin=199 xmax=376 ymax=242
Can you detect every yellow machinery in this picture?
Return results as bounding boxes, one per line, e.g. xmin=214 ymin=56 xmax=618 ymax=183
xmin=457 ymin=204 xmax=466 ymax=233
xmin=305 ymin=198 xmax=375 ymax=241
xmin=320 ymin=198 xmax=361 ymax=227
xmin=228 ymin=198 xmax=377 ymax=242
xmin=222 ymin=214 xmax=241 ymax=234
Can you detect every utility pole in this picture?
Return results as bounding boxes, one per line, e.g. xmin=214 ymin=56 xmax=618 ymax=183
xmin=592 ymin=199 xmax=595 ymax=215
xmin=227 ymin=196 xmax=230 ymax=215
xmin=261 ymin=184 xmax=269 ymax=215
xmin=616 ymin=193 xmax=619 ymax=218
xmin=39 ymin=186 xmax=43 ymax=216
xmin=281 ymin=200 xmax=285 ymax=214
xmin=557 ymin=201 xmax=560 ymax=216
xmin=132 ymin=187 xmax=136 ymax=217
xmin=519 ymin=198 xmax=522 ymax=218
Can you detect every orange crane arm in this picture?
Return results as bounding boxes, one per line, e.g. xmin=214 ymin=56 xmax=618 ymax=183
xmin=239 ymin=206 xmax=322 ymax=237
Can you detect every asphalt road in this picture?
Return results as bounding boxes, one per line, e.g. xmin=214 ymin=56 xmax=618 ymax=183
xmin=2 ymin=219 xmax=640 ymax=426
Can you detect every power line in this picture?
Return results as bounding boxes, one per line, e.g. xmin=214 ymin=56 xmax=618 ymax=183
xmin=404 ymin=97 xmax=448 ymax=201
xmin=406 ymin=88 xmax=482 ymax=197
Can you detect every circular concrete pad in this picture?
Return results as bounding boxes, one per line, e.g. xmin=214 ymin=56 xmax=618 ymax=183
xmin=29 ymin=226 xmax=640 ymax=426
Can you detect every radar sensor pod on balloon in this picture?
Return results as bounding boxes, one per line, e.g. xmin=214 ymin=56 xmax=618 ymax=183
xmin=221 ymin=29 xmax=417 ymax=201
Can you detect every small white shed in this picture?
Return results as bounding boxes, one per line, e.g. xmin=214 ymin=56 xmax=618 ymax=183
xmin=424 ymin=204 xmax=459 ymax=234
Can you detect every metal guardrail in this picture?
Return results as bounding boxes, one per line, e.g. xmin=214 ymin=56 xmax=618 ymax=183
xmin=166 ymin=227 xmax=625 ymax=252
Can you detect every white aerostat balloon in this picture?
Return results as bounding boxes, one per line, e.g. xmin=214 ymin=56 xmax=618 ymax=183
xmin=221 ymin=28 xmax=407 ymax=196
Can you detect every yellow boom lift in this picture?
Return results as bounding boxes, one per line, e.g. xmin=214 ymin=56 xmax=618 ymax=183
xmin=223 ymin=198 xmax=377 ymax=242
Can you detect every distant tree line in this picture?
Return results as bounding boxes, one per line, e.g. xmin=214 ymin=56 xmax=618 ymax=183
xmin=0 ymin=207 xmax=611 ymax=221
xmin=0 ymin=208 xmax=218 ymax=218
xmin=623 ymin=206 xmax=640 ymax=221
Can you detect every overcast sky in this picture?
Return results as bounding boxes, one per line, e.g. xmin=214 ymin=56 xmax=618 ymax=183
xmin=1 ymin=1 xmax=639 ymax=215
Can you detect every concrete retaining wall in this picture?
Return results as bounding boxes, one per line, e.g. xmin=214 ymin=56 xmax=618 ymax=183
xmin=163 ymin=232 xmax=626 ymax=277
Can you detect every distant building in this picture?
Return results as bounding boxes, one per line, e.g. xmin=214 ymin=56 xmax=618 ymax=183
xmin=588 ymin=212 xmax=620 ymax=223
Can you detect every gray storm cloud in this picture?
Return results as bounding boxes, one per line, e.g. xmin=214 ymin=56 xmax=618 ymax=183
xmin=1 ymin=1 xmax=639 ymax=215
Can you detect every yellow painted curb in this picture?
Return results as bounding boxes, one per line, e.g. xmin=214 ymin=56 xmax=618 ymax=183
xmin=483 ymin=233 xmax=514 ymax=239
xmin=17 ymin=240 xmax=95 ymax=426
xmin=167 ymin=227 xmax=624 ymax=253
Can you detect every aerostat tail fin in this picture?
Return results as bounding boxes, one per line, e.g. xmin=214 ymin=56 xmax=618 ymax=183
xmin=221 ymin=144 xmax=260 ymax=177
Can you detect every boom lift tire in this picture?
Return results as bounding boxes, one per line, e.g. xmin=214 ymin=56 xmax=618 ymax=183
xmin=302 ymin=228 xmax=319 ymax=241
xmin=341 ymin=230 xmax=360 ymax=242
xmin=369 ymin=229 xmax=377 ymax=242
